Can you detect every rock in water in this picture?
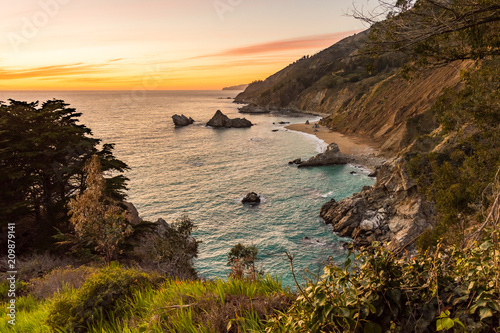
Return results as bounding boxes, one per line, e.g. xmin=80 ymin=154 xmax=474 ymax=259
xmin=172 ymin=114 xmax=194 ymax=127
xmin=288 ymin=158 xmax=302 ymax=165
xmin=242 ymin=192 xmax=261 ymax=205
xmin=297 ymin=143 xmax=351 ymax=167
xmin=207 ymin=110 xmax=253 ymax=128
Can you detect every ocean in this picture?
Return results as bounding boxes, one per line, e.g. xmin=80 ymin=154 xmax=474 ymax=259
xmin=1 ymin=90 xmax=374 ymax=286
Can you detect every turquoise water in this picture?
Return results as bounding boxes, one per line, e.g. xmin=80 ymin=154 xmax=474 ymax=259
xmin=1 ymin=90 xmax=374 ymax=285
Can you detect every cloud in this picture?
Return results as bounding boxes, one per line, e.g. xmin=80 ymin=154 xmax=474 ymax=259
xmin=191 ymin=30 xmax=362 ymax=60
xmin=0 ymin=63 xmax=111 ymax=80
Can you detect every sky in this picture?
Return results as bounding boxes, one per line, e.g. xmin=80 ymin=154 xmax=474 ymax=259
xmin=0 ymin=0 xmax=374 ymax=90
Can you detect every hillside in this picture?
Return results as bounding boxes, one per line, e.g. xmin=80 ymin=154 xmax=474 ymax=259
xmin=235 ymin=30 xmax=469 ymax=155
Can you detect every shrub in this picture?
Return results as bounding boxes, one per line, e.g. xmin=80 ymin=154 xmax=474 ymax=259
xmin=145 ymin=214 xmax=199 ymax=279
xmin=227 ymin=243 xmax=260 ymax=280
xmin=29 ymin=265 xmax=96 ymax=300
xmin=0 ymin=253 xmax=76 ymax=282
xmin=267 ymin=231 xmax=500 ymax=332
xmin=68 ymin=155 xmax=133 ymax=263
xmin=46 ymin=265 xmax=160 ymax=332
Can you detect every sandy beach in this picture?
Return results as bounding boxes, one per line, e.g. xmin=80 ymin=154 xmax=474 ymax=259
xmin=286 ymin=122 xmax=378 ymax=155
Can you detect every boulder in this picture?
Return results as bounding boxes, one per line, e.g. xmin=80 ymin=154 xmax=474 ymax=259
xmin=207 ymin=110 xmax=253 ymax=128
xmin=242 ymin=192 xmax=261 ymax=205
xmin=288 ymin=158 xmax=302 ymax=165
xmin=172 ymin=114 xmax=194 ymax=127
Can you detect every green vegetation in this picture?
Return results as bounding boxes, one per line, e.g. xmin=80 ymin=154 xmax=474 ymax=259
xmin=139 ymin=214 xmax=200 ymax=279
xmin=357 ymin=0 xmax=500 ymax=66
xmin=406 ymin=58 xmax=500 ymax=249
xmin=0 ymin=265 xmax=291 ymax=332
xmin=227 ymin=243 xmax=260 ymax=280
xmin=268 ymin=228 xmax=500 ymax=332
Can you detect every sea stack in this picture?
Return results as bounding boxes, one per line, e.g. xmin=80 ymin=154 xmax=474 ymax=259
xmin=207 ymin=110 xmax=253 ymax=128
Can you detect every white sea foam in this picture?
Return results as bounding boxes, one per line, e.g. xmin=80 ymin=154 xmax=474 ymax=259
xmin=321 ymin=191 xmax=334 ymax=198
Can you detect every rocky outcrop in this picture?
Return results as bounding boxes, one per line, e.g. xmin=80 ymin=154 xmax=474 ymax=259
xmin=295 ymin=143 xmax=352 ymax=167
xmin=172 ymin=114 xmax=194 ymax=127
xmin=320 ymin=158 xmax=436 ymax=252
xmin=155 ymin=218 xmax=170 ymax=234
xmin=124 ymin=202 xmax=142 ymax=225
xmin=242 ymin=192 xmax=261 ymax=205
xmin=207 ymin=110 xmax=253 ymax=128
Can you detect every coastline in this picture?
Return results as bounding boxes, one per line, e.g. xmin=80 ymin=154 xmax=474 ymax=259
xmin=286 ymin=121 xmax=385 ymax=170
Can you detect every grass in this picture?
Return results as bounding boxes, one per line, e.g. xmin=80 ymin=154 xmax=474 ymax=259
xmin=0 ymin=265 xmax=293 ymax=333
xmin=0 ymin=296 xmax=52 ymax=332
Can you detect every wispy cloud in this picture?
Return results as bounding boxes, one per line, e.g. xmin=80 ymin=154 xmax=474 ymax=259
xmin=190 ymin=30 xmax=361 ymax=60
xmin=0 ymin=63 xmax=111 ymax=80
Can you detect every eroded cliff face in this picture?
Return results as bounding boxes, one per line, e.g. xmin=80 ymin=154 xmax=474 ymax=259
xmin=318 ymin=63 xmax=471 ymax=155
xmin=320 ymin=158 xmax=436 ymax=252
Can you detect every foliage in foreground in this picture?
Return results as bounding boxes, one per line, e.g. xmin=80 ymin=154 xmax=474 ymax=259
xmin=0 ymin=264 xmax=291 ymax=333
xmin=46 ymin=265 xmax=159 ymax=332
xmin=133 ymin=214 xmax=200 ymax=280
xmin=269 ymin=230 xmax=500 ymax=333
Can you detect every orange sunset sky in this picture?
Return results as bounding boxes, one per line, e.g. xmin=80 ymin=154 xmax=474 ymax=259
xmin=0 ymin=0 xmax=374 ymax=90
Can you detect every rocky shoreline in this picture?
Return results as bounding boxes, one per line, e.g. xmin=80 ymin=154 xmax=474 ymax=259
xmin=289 ymin=123 xmax=433 ymax=252
xmin=320 ymin=158 xmax=435 ymax=252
